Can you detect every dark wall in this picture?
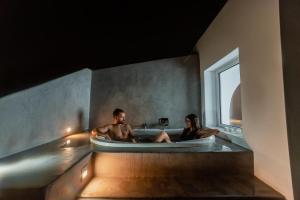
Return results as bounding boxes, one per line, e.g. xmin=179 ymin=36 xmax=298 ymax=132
xmin=280 ymin=0 xmax=300 ymax=199
xmin=89 ymin=55 xmax=200 ymax=129
xmin=0 ymin=1 xmax=226 ymax=98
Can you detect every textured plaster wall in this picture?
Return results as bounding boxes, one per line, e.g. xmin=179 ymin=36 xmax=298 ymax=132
xmin=195 ymin=0 xmax=293 ymax=199
xmin=89 ymin=56 xmax=200 ymax=129
xmin=0 ymin=69 xmax=92 ymax=158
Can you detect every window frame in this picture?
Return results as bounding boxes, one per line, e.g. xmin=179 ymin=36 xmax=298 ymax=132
xmin=202 ymin=48 xmax=246 ymax=143
xmin=214 ymin=58 xmax=241 ymax=128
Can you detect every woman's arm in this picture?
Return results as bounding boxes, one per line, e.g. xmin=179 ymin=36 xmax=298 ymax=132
xmin=197 ymin=128 xmax=219 ymax=138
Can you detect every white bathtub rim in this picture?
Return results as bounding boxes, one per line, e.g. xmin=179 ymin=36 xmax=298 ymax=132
xmin=90 ymin=135 xmax=215 ymax=148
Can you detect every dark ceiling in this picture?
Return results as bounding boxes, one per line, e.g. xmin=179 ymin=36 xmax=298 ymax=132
xmin=0 ymin=0 xmax=227 ymax=97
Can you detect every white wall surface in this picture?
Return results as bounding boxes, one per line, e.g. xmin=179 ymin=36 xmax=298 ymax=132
xmin=195 ymin=0 xmax=293 ymax=199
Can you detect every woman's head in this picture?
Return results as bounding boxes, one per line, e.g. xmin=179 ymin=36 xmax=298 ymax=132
xmin=185 ymin=114 xmax=201 ymax=130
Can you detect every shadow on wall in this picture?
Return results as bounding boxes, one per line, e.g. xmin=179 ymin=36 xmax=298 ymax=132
xmin=184 ymin=55 xmax=201 ymax=124
xmin=76 ymin=109 xmax=84 ymax=132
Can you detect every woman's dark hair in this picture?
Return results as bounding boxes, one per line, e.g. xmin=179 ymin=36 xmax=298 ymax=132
xmin=185 ymin=114 xmax=202 ymax=131
xmin=113 ymin=108 xmax=124 ymax=117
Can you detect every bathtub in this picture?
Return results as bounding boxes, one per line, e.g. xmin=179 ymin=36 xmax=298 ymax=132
xmin=90 ymin=128 xmax=215 ymax=148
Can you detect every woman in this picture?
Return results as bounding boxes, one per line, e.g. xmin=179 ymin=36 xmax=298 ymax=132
xmin=156 ymin=114 xmax=219 ymax=142
xmin=180 ymin=114 xmax=219 ymax=140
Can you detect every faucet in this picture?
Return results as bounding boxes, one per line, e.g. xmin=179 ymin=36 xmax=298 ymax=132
xmin=159 ymin=118 xmax=169 ymax=130
xmin=143 ymin=122 xmax=148 ymax=130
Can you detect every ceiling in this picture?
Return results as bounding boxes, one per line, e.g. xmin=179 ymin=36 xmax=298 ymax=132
xmin=0 ymin=0 xmax=227 ymax=97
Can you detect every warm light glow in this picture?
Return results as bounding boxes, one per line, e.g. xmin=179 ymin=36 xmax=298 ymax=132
xmin=66 ymin=127 xmax=72 ymax=133
xmin=81 ymin=169 xmax=88 ymax=180
xmin=66 ymin=139 xmax=71 ymax=145
xmin=229 ymin=119 xmax=242 ymax=126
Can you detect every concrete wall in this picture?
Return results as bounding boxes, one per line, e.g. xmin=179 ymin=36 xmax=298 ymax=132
xmin=280 ymin=0 xmax=300 ymax=199
xmin=89 ymin=56 xmax=200 ymax=129
xmin=195 ymin=0 xmax=293 ymax=199
xmin=0 ymin=69 xmax=92 ymax=159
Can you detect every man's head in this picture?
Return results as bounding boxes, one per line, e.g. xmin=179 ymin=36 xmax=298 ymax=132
xmin=113 ymin=108 xmax=126 ymax=124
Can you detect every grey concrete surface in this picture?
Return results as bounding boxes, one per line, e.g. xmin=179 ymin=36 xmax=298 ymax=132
xmin=45 ymin=149 xmax=93 ymax=200
xmin=89 ymin=55 xmax=201 ymax=129
xmin=0 ymin=134 xmax=91 ymax=189
xmin=0 ymin=69 xmax=92 ymax=158
xmin=0 ymin=133 xmax=92 ymax=200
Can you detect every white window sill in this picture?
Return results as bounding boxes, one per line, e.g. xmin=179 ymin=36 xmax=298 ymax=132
xmin=207 ymin=126 xmax=250 ymax=149
xmin=208 ymin=126 xmax=243 ymax=137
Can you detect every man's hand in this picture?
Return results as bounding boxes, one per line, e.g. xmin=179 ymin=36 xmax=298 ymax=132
xmin=90 ymin=130 xmax=97 ymax=137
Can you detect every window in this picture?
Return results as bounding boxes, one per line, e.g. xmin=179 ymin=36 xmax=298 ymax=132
xmin=217 ymin=64 xmax=242 ymax=127
xmin=203 ymin=48 xmax=242 ymax=135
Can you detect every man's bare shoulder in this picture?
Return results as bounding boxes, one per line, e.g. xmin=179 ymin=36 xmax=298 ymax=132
xmin=96 ymin=124 xmax=113 ymax=131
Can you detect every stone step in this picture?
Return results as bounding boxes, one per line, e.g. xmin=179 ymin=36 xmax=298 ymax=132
xmin=78 ymin=176 xmax=284 ymax=199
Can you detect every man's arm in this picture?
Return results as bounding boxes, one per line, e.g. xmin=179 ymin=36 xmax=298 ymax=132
xmin=127 ymin=124 xmax=137 ymax=143
xmin=90 ymin=125 xmax=111 ymax=137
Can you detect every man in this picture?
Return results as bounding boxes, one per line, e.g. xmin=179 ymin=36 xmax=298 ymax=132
xmin=91 ymin=108 xmax=136 ymax=143
xmin=91 ymin=108 xmax=171 ymax=143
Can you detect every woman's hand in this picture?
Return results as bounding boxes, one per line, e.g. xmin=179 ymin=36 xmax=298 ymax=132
xmin=131 ymin=138 xmax=137 ymax=143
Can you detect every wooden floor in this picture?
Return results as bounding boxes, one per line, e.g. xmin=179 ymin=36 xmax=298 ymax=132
xmin=78 ymin=177 xmax=284 ymax=199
